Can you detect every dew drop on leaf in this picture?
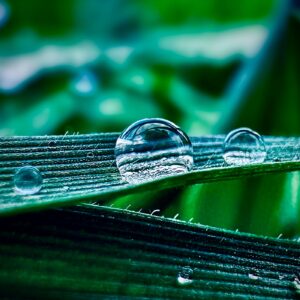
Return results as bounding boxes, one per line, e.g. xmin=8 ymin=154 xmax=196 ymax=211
xmin=293 ymin=276 xmax=300 ymax=293
xmin=62 ymin=185 xmax=70 ymax=192
xmin=177 ymin=266 xmax=194 ymax=286
xmin=48 ymin=140 xmax=57 ymax=147
xmin=87 ymin=151 xmax=95 ymax=159
xmin=223 ymin=127 xmax=266 ymax=166
xmin=115 ymin=118 xmax=193 ymax=184
xmin=248 ymin=273 xmax=259 ymax=280
xmin=14 ymin=166 xmax=43 ymax=195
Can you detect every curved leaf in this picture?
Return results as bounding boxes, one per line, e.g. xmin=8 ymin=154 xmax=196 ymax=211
xmin=1 ymin=133 xmax=300 ymax=216
xmin=0 ymin=205 xmax=299 ymax=299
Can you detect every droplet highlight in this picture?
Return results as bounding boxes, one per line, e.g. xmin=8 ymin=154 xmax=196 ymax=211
xmin=223 ymin=127 xmax=266 ymax=166
xmin=177 ymin=266 xmax=194 ymax=286
xmin=293 ymin=276 xmax=300 ymax=293
xmin=14 ymin=166 xmax=43 ymax=195
xmin=115 ymin=118 xmax=193 ymax=184
xmin=248 ymin=273 xmax=259 ymax=280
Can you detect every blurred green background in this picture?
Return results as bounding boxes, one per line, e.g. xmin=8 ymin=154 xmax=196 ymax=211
xmin=1 ymin=0 xmax=300 ymax=237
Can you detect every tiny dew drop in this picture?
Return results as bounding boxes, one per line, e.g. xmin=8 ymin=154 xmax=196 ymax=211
xmin=14 ymin=166 xmax=43 ymax=195
xmin=115 ymin=118 xmax=193 ymax=184
xmin=248 ymin=273 xmax=259 ymax=280
xmin=177 ymin=266 xmax=194 ymax=286
xmin=223 ymin=127 xmax=266 ymax=166
xmin=87 ymin=151 xmax=95 ymax=159
xmin=62 ymin=185 xmax=70 ymax=192
xmin=48 ymin=140 xmax=57 ymax=147
xmin=293 ymin=276 xmax=300 ymax=293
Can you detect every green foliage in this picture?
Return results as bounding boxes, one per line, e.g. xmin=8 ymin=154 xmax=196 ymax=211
xmin=1 ymin=0 xmax=300 ymax=298
xmin=0 ymin=0 xmax=299 ymax=235
xmin=1 ymin=205 xmax=300 ymax=299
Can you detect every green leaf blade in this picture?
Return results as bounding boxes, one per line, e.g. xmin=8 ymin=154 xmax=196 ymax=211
xmin=1 ymin=133 xmax=300 ymax=216
xmin=0 ymin=205 xmax=300 ymax=299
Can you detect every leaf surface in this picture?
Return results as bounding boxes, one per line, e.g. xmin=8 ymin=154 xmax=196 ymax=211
xmin=1 ymin=133 xmax=300 ymax=216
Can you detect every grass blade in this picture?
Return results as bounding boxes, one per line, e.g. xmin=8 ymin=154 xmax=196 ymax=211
xmin=1 ymin=133 xmax=300 ymax=215
xmin=0 ymin=205 xmax=300 ymax=299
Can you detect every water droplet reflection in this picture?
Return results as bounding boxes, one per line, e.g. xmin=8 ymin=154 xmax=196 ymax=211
xmin=177 ymin=266 xmax=194 ymax=286
xmin=115 ymin=118 xmax=193 ymax=184
xmin=223 ymin=127 xmax=266 ymax=166
xmin=14 ymin=166 xmax=43 ymax=195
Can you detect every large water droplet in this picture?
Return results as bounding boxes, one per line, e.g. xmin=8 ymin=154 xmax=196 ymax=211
xmin=223 ymin=128 xmax=266 ymax=166
xmin=177 ymin=266 xmax=194 ymax=286
xmin=14 ymin=166 xmax=43 ymax=195
xmin=115 ymin=118 xmax=193 ymax=184
xmin=71 ymin=71 xmax=98 ymax=97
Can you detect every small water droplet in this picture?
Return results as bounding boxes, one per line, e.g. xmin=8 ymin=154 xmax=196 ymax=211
xmin=62 ymin=186 xmax=69 ymax=192
xmin=48 ymin=140 xmax=57 ymax=147
xmin=248 ymin=273 xmax=259 ymax=280
xmin=115 ymin=118 xmax=193 ymax=184
xmin=177 ymin=266 xmax=194 ymax=286
xmin=14 ymin=166 xmax=43 ymax=195
xmin=87 ymin=151 xmax=95 ymax=159
xmin=223 ymin=128 xmax=266 ymax=166
xmin=248 ymin=268 xmax=260 ymax=280
xmin=0 ymin=1 xmax=10 ymax=28
xmin=71 ymin=71 xmax=98 ymax=97
xmin=293 ymin=276 xmax=300 ymax=293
